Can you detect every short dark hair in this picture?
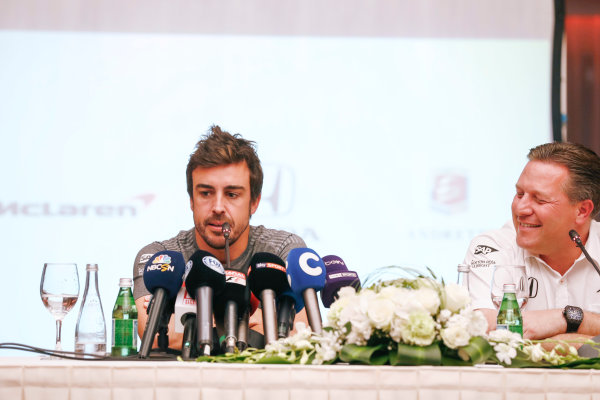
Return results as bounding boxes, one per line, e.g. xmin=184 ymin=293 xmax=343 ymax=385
xmin=186 ymin=125 xmax=263 ymax=202
xmin=528 ymin=142 xmax=600 ymax=218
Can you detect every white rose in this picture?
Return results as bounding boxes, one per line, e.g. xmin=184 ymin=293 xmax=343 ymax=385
xmin=413 ymin=287 xmax=441 ymax=315
xmin=337 ymin=286 xmax=356 ymax=299
xmin=441 ymin=324 xmax=471 ymax=349
xmin=443 ymin=283 xmax=471 ymax=313
xmin=366 ymin=296 xmax=396 ymax=330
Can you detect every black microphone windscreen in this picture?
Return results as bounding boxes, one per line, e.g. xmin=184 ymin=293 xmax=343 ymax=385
xmin=214 ymin=270 xmax=249 ymax=316
xmin=569 ymin=229 xmax=581 ymax=242
xmin=247 ymin=252 xmax=288 ymax=296
xmin=185 ymin=250 xmax=226 ymax=297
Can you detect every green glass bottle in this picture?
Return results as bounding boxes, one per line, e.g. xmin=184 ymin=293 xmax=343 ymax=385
xmin=496 ymin=283 xmax=523 ymax=336
xmin=111 ymin=278 xmax=138 ymax=357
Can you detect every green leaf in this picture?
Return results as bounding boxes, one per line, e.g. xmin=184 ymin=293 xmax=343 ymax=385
xmin=390 ymin=343 xmax=442 ymax=366
xmin=456 ymin=336 xmax=495 ymax=364
xmin=255 ymin=355 xmax=295 ymax=364
xmin=339 ymin=344 xmax=389 ymax=365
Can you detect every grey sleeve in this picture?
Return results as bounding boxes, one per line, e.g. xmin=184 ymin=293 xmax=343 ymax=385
xmin=132 ymin=243 xmax=168 ymax=300
xmin=275 ymin=233 xmax=307 ymax=261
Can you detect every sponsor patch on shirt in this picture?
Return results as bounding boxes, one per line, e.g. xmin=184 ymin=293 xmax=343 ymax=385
xmin=474 ymin=245 xmax=498 ymax=255
xmin=139 ymin=253 xmax=153 ymax=264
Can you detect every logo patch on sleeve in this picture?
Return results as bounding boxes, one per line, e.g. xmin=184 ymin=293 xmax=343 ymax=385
xmin=474 ymin=245 xmax=498 ymax=255
xmin=139 ymin=253 xmax=154 ymax=264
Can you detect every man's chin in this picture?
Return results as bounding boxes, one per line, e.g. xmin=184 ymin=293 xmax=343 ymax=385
xmin=516 ymin=236 xmax=539 ymax=254
xmin=203 ymin=238 xmax=226 ymax=250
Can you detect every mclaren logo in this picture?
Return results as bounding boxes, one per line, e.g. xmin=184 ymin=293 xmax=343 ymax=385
xmin=0 ymin=194 xmax=156 ymax=218
xmin=474 ymin=245 xmax=498 ymax=255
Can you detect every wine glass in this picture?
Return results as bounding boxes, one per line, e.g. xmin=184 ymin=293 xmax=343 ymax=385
xmin=40 ymin=263 xmax=80 ymax=353
xmin=490 ymin=264 xmax=528 ymax=309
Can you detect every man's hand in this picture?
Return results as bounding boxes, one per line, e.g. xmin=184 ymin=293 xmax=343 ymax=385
xmin=522 ymin=309 xmax=567 ymax=340
xmin=135 ymin=295 xmax=183 ymax=350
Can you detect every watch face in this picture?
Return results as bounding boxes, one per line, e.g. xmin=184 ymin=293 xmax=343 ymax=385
xmin=564 ymin=306 xmax=584 ymax=332
xmin=566 ymin=306 xmax=583 ymax=320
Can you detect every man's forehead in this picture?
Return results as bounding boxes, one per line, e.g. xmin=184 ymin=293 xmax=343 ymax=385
xmin=192 ymin=162 xmax=251 ymax=188
xmin=517 ymin=161 xmax=570 ymax=191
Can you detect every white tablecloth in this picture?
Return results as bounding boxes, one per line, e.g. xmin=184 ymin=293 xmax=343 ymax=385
xmin=2 ymin=357 xmax=600 ymax=400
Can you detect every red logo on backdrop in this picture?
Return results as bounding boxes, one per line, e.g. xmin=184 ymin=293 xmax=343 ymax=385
xmin=431 ymin=173 xmax=467 ymax=214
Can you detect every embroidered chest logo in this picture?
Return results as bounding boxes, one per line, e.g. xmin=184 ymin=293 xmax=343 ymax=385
xmin=474 ymin=245 xmax=498 ymax=255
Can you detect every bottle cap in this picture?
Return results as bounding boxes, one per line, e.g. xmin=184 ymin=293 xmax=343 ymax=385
xmin=86 ymin=263 xmax=99 ymax=271
xmin=119 ymin=278 xmax=133 ymax=287
xmin=503 ymin=283 xmax=516 ymax=292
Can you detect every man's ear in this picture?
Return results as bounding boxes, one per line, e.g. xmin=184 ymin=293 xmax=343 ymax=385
xmin=575 ymin=199 xmax=594 ymax=224
xmin=250 ymin=194 xmax=261 ymax=216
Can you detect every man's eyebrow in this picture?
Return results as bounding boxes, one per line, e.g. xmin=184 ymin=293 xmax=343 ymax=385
xmin=195 ymin=183 xmax=214 ymax=190
xmin=515 ymin=184 xmax=550 ymax=197
xmin=225 ymin=185 xmax=246 ymax=191
xmin=194 ymin=183 xmax=246 ymax=191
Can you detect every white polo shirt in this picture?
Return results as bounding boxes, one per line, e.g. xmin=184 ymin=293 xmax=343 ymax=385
xmin=463 ymin=220 xmax=600 ymax=313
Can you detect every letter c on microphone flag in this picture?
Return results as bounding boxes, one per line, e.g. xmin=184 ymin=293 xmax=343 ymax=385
xmin=286 ymin=248 xmax=326 ymax=294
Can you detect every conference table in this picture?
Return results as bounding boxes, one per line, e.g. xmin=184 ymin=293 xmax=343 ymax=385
xmin=2 ymin=357 xmax=599 ymax=399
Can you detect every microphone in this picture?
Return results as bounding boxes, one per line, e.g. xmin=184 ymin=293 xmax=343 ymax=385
xmin=173 ymin=286 xmax=197 ymax=359
xmin=185 ymin=250 xmax=226 ymax=356
xmin=217 ymin=222 xmax=245 ymax=353
xmin=569 ymin=229 xmax=600 ymax=277
xmin=139 ymin=250 xmax=186 ymax=358
xmin=320 ymin=255 xmax=361 ymax=308
xmin=237 ymin=290 xmax=260 ymax=350
xmin=214 ymin=270 xmax=248 ymax=353
xmin=286 ymin=248 xmax=326 ymax=334
xmin=247 ymin=252 xmax=289 ymax=345
xmin=277 ymin=288 xmax=304 ymax=339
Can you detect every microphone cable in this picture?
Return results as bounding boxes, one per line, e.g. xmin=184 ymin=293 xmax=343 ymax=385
xmin=0 ymin=342 xmax=179 ymax=360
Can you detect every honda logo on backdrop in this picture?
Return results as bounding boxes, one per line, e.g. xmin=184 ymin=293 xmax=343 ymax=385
xmin=259 ymin=165 xmax=295 ymax=216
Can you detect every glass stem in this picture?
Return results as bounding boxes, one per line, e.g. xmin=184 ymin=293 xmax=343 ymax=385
xmin=55 ymin=319 xmax=63 ymax=351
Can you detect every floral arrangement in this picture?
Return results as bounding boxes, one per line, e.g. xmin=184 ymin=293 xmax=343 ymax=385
xmin=195 ymin=268 xmax=600 ymax=368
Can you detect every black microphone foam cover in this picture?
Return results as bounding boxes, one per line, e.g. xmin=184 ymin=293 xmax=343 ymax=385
xmin=214 ymin=270 xmax=249 ymax=316
xmin=185 ymin=250 xmax=226 ymax=298
xmin=247 ymin=252 xmax=288 ymax=297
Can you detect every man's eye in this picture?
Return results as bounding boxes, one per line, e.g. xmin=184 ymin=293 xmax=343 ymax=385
xmin=199 ymin=191 xmax=211 ymax=197
xmin=227 ymin=192 xmax=239 ymax=198
xmin=516 ymin=192 xmax=524 ymax=198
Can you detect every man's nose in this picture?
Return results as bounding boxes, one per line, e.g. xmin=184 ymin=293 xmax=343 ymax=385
xmin=212 ymin=193 xmax=226 ymax=214
xmin=514 ymin=195 xmax=532 ymax=215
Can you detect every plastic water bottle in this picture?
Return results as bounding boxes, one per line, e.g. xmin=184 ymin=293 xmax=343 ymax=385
xmin=111 ymin=278 xmax=138 ymax=357
xmin=75 ymin=263 xmax=107 ymax=357
xmin=496 ymin=283 xmax=523 ymax=336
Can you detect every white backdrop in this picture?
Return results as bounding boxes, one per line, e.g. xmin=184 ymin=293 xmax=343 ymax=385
xmin=0 ymin=1 xmax=553 ymax=354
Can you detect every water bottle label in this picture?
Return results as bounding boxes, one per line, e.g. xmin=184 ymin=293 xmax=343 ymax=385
xmin=496 ymin=324 xmax=509 ymax=330
xmin=112 ymin=319 xmax=138 ymax=347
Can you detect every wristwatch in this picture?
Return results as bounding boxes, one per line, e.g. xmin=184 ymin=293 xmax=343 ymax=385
xmin=563 ymin=305 xmax=584 ymax=333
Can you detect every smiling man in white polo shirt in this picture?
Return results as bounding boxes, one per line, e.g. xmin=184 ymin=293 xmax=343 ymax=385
xmin=463 ymin=142 xmax=600 ymax=347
